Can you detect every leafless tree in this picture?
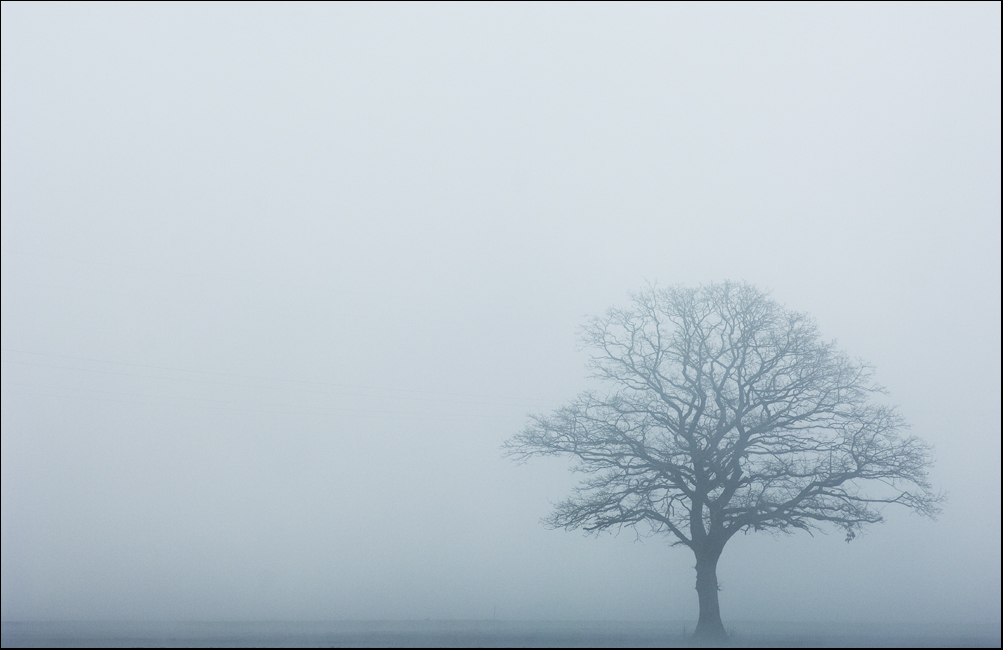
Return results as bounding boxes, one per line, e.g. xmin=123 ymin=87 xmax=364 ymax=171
xmin=505 ymin=282 xmax=941 ymax=641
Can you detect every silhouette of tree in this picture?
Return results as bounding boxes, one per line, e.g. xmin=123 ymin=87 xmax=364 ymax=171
xmin=505 ymin=282 xmax=941 ymax=641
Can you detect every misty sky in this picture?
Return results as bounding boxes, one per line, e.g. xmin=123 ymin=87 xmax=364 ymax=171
xmin=2 ymin=2 xmax=1000 ymax=627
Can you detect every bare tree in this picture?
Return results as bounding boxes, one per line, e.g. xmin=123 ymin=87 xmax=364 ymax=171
xmin=505 ymin=282 xmax=941 ymax=641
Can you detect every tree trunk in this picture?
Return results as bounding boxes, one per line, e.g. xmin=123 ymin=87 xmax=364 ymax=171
xmin=692 ymin=548 xmax=727 ymax=642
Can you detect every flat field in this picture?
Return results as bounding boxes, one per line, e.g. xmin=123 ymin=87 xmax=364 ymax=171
xmin=2 ymin=620 xmax=999 ymax=648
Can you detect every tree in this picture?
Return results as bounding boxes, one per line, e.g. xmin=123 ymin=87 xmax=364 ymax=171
xmin=504 ymin=282 xmax=941 ymax=641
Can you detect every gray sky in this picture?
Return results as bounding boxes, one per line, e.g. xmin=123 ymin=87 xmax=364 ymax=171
xmin=2 ymin=1 xmax=999 ymax=627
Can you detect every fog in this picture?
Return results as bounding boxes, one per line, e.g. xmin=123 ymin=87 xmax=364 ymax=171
xmin=2 ymin=1 xmax=999 ymax=633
